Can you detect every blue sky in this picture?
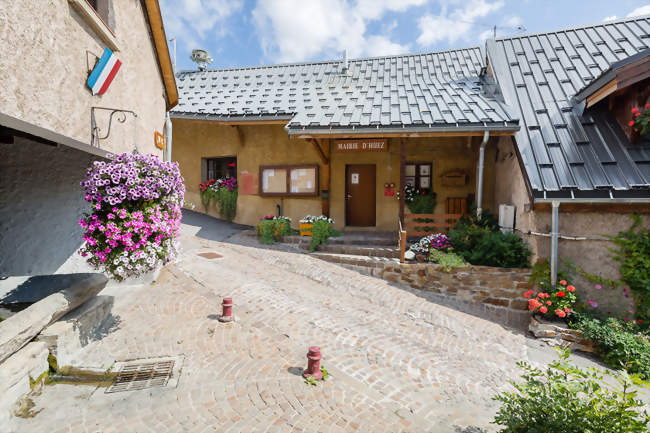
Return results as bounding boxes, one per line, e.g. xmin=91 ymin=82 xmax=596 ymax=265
xmin=160 ymin=0 xmax=650 ymax=71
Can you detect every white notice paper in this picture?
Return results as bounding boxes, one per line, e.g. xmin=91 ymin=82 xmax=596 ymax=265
xmin=291 ymin=186 xmax=298 ymax=193
xmin=306 ymin=181 xmax=312 ymax=189
xmin=351 ymin=173 xmax=359 ymax=184
xmin=299 ymin=169 xmax=306 ymax=176
xmin=291 ymin=171 xmax=298 ymax=180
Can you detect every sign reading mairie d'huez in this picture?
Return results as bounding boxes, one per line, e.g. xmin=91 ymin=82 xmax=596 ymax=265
xmin=87 ymin=48 xmax=122 ymax=95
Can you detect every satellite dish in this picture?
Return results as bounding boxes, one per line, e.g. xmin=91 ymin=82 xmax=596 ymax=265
xmin=190 ymin=49 xmax=213 ymax=71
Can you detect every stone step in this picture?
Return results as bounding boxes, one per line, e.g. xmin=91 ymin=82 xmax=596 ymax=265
xmin=311 ymin=252 xmax=398 ymax=268
xmin=284 ymin=235 xmax=398 ymax=247
xmin=302 ymin=243 xmax=400 ymax=258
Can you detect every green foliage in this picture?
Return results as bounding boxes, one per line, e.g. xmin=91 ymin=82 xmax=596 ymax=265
xmin=569 ymin=312 xmax=650 ymax=380
xmin=428 ymin=250 xmax=467 ymax=272
xmin=448 ymin=212 xmax=531 ymax=268
xmin=304 ymin=376 xmax=318 ymax=386
xmin=258 ymin=217 xmax=293 ymax=245
xmin=492 ymin=348 xmax=650 ymax=433
xmin=310 ymin=220 xmax=334 ymax=252
xmin=406 ymin=193 xmax=437 ymax=214
xmin=259 ymin=219 xmax=277 ymax=245
xmin=320 ymin=366 xmax=329 ymax=380
xmin=607 ymin=215 xmax=650 ymax=320
xmin=529 ymin=259 xmax=572 ymax=291
xmin=215 ymin=188 xmax=238 ymax=222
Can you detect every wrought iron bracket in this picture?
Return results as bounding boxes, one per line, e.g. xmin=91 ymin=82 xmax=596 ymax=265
xmin=90 ymin=107 xmax=138 ymax=152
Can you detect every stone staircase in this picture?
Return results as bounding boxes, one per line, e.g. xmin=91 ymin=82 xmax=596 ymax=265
xmin=285 ymin=231 xmax=401 ymax=275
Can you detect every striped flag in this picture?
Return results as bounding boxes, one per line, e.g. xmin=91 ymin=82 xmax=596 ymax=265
xmin=87 ymin=48 xmax=122 ymax=95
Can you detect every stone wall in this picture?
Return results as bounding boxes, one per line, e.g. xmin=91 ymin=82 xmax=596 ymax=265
xmin=322 ymin=253 xmax=532 ymax=329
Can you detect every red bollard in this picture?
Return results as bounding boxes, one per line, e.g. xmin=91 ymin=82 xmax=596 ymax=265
xmin=302 ymin=346 xmax=323 ymax=380
xmin=218 ymin=297 xmax=233 ymax=322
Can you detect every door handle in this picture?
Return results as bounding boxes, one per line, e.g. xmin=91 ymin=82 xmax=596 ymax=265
xmin=346 ymin=194 xmax=352 ymax=199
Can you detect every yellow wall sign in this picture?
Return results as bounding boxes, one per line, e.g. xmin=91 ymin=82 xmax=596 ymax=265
xmin=154 ymin=131 xmax=165 ymax=149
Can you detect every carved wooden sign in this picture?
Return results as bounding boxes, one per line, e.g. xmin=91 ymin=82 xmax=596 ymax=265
xmin=333 ymin=139 xmax=387 ymax=152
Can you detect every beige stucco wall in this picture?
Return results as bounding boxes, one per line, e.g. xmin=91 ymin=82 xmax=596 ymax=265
xmin=493 ymin=137 xmax=650 ymax=316
xmin=0 ymin=0 xmax=167 ymax=156
xmin=173 ymin=120 xmax=496 ymax=231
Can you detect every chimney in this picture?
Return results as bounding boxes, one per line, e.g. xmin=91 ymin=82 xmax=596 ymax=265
xmin=342 ymin=49 xmax=348 ymax=74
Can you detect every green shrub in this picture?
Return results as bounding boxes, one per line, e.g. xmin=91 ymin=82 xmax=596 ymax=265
xmin=428 ymin=250 xmax=467 ymax=272
xmin=259 ymin=219 xmax=276 ymax=245
xmin=310 ymin=220 xmax=334 ymax=252
xmin=448 ymin=213 xmax=531 ymax=268
xmin=569 ymin=313 xmax=650 ymax=380
xmin=493 ymin=348 xmax=650 ymax=433
xmin=608 ymin=215 xmax=650 ymax=320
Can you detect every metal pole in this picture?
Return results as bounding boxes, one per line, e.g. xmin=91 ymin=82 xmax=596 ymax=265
xmin=550 ymin=200 xmax=560 ymax=287
xmin=476 ymin=130 xmax=489 ymax=218
xmin=169 ymin=38 xmax=176 ymax=73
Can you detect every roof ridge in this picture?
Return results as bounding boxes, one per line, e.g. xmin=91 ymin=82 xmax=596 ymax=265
xmin=495 ymin=13 xmax=650 ymax=41
xmin=176 ymin=45 xmax=483 ymax=75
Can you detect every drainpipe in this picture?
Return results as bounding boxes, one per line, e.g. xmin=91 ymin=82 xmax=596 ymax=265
xmin=550 ymin=200 xmax=560 ymax=287
xmin=164 ymin=112 xmax=172 ymax=162
xmin=476 ymin=130 xmax=490 ymax=218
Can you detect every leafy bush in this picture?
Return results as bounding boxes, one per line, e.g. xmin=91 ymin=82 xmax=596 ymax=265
xmin=608 ymin=215 xmax=650 ymax=320
xmin=428 ymin=250 xmax=467 ymax=272
xmin=258 ymin=216 xmax=292 ymax=244
xmin=493 ymin=348 xmax=650 ymax=432
xmin=79 ymin=153 xmax=185 ymax=281
xmin=448 ymin=212 xmax=531 ymax=268
xmin=569 ymin=312 xmax=650 ymax=380
xmin=310 ymin=219 xmax=334 ymax=252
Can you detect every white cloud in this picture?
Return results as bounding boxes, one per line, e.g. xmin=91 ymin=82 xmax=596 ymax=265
xmin=603 ymin=15 xmax=617 ymax=21
xmin=251 ymin=0 xmax=423 ymax=62
xmin=416 ymin=0 xmax=504 ymax=46
xmin=160 ymin=0 xmax=243 ymax=53
xmin=627 ymin=5 xmax=650 ymax=17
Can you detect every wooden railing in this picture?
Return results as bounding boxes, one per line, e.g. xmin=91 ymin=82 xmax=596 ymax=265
xmin=399 ymin=213 xmax=463 ymax=263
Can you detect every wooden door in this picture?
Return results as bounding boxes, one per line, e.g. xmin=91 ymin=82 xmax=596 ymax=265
xmin=446 ymin=197 xmax=467 ymax=215
xmin=345 ymin=164 xmax=376 ymax=226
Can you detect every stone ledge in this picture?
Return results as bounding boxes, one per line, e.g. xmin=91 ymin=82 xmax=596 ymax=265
xmin=529 ymin=316 xmax=595 ymax=353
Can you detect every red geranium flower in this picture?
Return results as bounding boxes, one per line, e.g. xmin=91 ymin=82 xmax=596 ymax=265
xmin=539 ymin=306 xmax=548 ymax=314
xmin=557 ymin=291 xmax=566 ymax=297
xmin=567 ymin=285 xmax=575 ymax=292
xmin=555 ymin=309 xmax=566 ymax=318
xmin=559 ymin=280 xmax=567 ymax=286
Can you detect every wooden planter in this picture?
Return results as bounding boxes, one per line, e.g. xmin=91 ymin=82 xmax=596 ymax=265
xmin=299 ymin=223 xmax=313 ymax=236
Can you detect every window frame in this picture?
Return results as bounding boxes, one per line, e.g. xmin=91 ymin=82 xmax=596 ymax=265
xmin=204 ymin=156 xmax=237 ymax=182
xmin=405 ymin=161 xmax=433 ymax=190
xmin=258 ymin=164 xmax=320 ymax=197
xmin=68 ymin=0 xmax=118 ymax=51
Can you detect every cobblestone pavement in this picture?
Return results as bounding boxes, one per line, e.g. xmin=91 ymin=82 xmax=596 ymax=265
xmin=7 ymin=223 xmax=594 ymax=433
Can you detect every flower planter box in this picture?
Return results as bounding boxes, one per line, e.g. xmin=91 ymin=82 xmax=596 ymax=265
xmin=299 ymin=223 xmax=313 ymax=236
xmin=529 ymin=315 xmax=595 ymax=353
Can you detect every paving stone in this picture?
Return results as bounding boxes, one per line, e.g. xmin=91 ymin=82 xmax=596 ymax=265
xmin=4 ymin=227 xmax=619 ymax=433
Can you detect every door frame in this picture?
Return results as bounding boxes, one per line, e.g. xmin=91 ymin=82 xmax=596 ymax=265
xmin=344 ymin=164 xmax=376 ymax=227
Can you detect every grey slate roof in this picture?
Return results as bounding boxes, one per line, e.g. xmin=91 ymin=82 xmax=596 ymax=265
xmin=172 ymin=48 xmax=519 ymax=134
xmin=487 ymin=15 xmax=650 ymax=200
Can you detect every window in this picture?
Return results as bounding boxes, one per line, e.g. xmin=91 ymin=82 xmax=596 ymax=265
xmin=405 ymin=162 xmax=432 ymax=189
xmin=69 ymin=0 xmax=118 ymax=51
xmin=259 ymin=165 xmax=319 ymax=196
xmin=204 ymin=157 xmax=237 ymax=181
xmin=87 ymin=0 xmax=110 ymax=24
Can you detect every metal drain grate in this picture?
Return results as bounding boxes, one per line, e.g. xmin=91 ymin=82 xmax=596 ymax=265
xmin=106 ymin=359 xmax=175 ymax=393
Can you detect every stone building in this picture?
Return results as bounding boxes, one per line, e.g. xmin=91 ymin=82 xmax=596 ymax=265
xmin=171 ymin=14 xmax=650 ymax=315
xmin=0 ymin=0 xmax=177 ymax=277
